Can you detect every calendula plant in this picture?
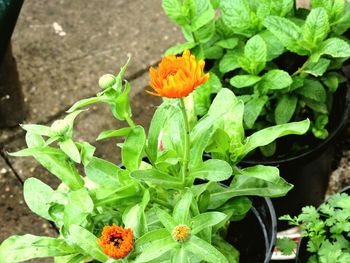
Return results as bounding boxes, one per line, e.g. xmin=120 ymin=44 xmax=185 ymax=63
xmin=163 ymin=0 xmax=350 ymax=156
xmin=279 ymin=192 xmax=350 ymax=263
xmin=0 ymin=51 xmax=308 ymax=263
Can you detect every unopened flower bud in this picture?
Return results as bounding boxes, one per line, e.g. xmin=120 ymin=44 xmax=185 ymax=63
xmin=51 ymin=119 xmax=69 ymax=135
xmin=98 ymin=74 xmax=116 ymax=89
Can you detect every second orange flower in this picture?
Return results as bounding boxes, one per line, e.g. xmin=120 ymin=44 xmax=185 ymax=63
xmin=148 ymin=49 xmax=209 ymax=98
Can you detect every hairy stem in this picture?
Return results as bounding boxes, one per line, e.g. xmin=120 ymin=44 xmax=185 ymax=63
xmin=125 ymin=115 xmax=136 ymax=127
xmin=179 ymin=98 xmax=190 ymax=185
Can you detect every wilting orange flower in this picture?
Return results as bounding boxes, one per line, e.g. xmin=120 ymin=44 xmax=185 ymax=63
xmin=148 ymin=49 xmax=209 ymax=98
xmin=97 ymin=225 xmax=133 ymax=259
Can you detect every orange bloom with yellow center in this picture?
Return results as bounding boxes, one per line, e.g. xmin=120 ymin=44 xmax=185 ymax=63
xmin=148 ymin=49 xmax=209 ymax=98
xmin=97 ymin=225 xmax=133 ymax=259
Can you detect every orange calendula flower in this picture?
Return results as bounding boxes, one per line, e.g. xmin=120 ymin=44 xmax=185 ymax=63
xmin=148 ymin=49 xmax=209 ymax=98
xmin=97 ymin=225 xmax=134 ymax=259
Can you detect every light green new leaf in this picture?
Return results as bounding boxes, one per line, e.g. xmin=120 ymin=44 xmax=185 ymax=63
xmin=243 ymin=119 xmax=310 ymax=156
xmin=23 ymin=178 xmax=55 ymax=221
xmin=261 ymin=69 xmax=293 ymax=90
xmin=76 ymin=141 xmax=95 ymax=167
xmin=67 ymin=97 xmax=107 ymax=113
xmin=85 ymin=157 xmax=121 ymax=186
xmin=230 ymin=75 xmax=261 ymax=88
xmin=304 ymin=58 xmax=331 ymax=77
xmin=59 ymin=139 xmax=81 ymax=163
xmin=69 ymin=225 xmax=108 ymax=262
xmin=136 ymin=229 xmax=170 ymax=252
xmin=64 ymin=188 xmax=94 ymax=228
xmin=264 ymin=16 xmax=307 ymax=55
xmin=173 ymin=189 xmax=193 ymax=224
xmin=184 ymin=235 xmax=228 ymax=263
xmin=191 ymin=2 xmax=215 ymax=31
xmin=131 ymin=169 xmax=182 ymax=188
xmin=302 ymin=8 xmax=329 ymax=48
xmin=275 ymin=95 xmax=298 ymax=124
xmin=96 ymin=127 xmax=131 ymax=141
xmin=212 ymin=235 xmax=239 ymax=263
xmin=114 ymin=81 xmax=132 ymax=121
xmin=0 ymin=235 xmax=74 ymax=263
xmin=162 ymin=0 xmax=188 ymax=26
xmin=165 ymin=42 xmax=197 ymax=55
xmin=189 ymin=159 xmax=232 ymax=182
xmin=191 ymin=212 xmax=227 ymax=234
xmin=243 ymin=96 xmax=268 ymax=129
xmin=122 ymin=125 xmax=146 ymax=171
xmin=241 ymin=35 xmax=267 ymax=75
xmin=156 ymin=208 xmax=177 ymax=232
xmin=219 ymin=49 xmax=242 ymax=73
xmin=296 ymin=79 xmax=327 ymax=103
xmin=259 ymin=30 xmax=285 ymax=61
xmin=20 ymin=124 xmax=56 ymax=137
xmin=319 ymin=37 xmax=350 ymax=58
xmin=123 ymin=204 xmax=144 ymax=238
xmin=135 ymin=236 xmax=178 ymax=263
xmin=216 ymin=38 xmax=239 ymax=49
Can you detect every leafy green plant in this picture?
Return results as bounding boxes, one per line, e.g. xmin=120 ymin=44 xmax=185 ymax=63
xmin=280 ymin=192 xmax=350 ymax=263
xmin=0 ymin=55 xmax=309 ymax=262
xmin=163 ymin=0 xmax=350 ymax=156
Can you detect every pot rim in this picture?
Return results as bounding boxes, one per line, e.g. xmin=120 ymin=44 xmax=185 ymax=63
xmin=242 ymin=83 xmax=350 ymax=166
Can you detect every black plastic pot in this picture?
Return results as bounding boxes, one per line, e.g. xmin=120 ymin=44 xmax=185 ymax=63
xmin=296 ymin=186 xmax=350 ymax=263
xmin=228 ymin=196 xmax=277 ymax=263
xmin=241 ymin=83 xmax=350 ymax=230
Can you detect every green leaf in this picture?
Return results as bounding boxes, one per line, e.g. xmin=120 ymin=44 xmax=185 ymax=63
xmin=131 ymin=169 xmax=182 ymax=188
xmin=204 ymin=46 xmax=224 ymax=59
xmin=59 ymin=139 xmax=81 ymax=163
xmin=264 ymin=16 xmax=307 ymax=55
xmin=189 ymin=159 xmax=232 ymax=181
xmin=162 ymin=0 xmax=188 ymax=25
xmin=230 ymin=75 xmax=261 ymax=88
xmin=259 ymin=30 xmax=285 ymax=61
xmin=216 ymin=38 xmax=239 ymax=49
xmin=173 ymin=189 xmax=193 ymax=224
xmin=85 ymin=157 xmax=121 ymax=186
xmin=165 ymin=42 xmax=197 ymax=55
xmin=20 ymin=124 xmax=56 ymax=137
xmin=76 ymin=141 xmax=95 ymax=167
xmin=296 ymin=79 xmax=327 ymax=103
xmin=135 ymin=229 xmax=170 ymax=251
xmin=23 ymin=178 xmax=55 ymax=220
xmin=303 ymin=97 xmax=328 ymax=114
xmin=260 ymin=69 xmax=293 ymax=90
xmin=302 ymin=8 xmax=329 ymax=48
xmin=67 ymin=97 xmax=105 ymax=113
xmin=184 ymin=235 xmax=228 ymax=263
xmin=323 ymin=72 xmax=340 ymax=92
xmin=191 ymin=212 xmax=227 ymax=234
xmin=332 ymin=3 xmax=350 ymax=35
xmin=114 ymin=81 xmax=132 ymax=121
xmin=212 ymin=235 xmax=239 ymax=263
xmin=122 ymin=125 xmax=146 ymax=171
xmin=220 ymin=0 xmax=255 ymax=37
xmin=96 ymin=127 xmax=131 ymax=141
xmin=147 ymin=102 xmax=178 ymax=164
xmin=135 ymin=236 xmax=178 ymax=263
xmin=318 ymin=37 xmax=350 ymax=58
xmin=275 ymin=94 xmax=298 ymax=124
xmin=219 ymin=49 xmax=242 ymax=73
xmin=0 ymin=235 xmax=74 ymax=262
xmin=64 ymin=188 xmax=94 ymax=229
xmin=276 ymin=237 xmax=297 ymax=256
xmin=156 ymin=208 xmax=177 ymax=232
xmin=123 ymin=204 xmax=144 ymax=238
xmin=243 ymin=96 xmax=268 ymax=129
xmin=240 ymin=35 xmax=267 ymax=75
xmin=304 ymin=58 xmax=331 ymax=77
xmin=191 ymin=2 xmax=215 ymax=31
xmin=243 ymin=119 xmax=310 ymax=156
xmin=69 ymin=225 xmax=108 ymax=262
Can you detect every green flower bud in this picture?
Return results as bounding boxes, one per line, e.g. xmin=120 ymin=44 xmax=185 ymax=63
xmin=98 ymin=74 xmax=116 ymax=89
xmin=172 ymin=224 xmax=191 ymax=243
xmin=51 ymin=119 xmax=70 ymax=135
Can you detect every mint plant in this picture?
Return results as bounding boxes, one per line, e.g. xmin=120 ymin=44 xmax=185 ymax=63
xmin=280 ymin=192 xmax=350 ymax=263
xmin=163 ymin=0 xmax=350 ymax=156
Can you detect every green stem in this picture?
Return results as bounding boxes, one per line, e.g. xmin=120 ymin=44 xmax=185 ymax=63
xmin=125 ymin=115 xmax=136 ymax=127
xmin=292 ymin=59 xmax=309 ymax=76
xmin=179 ymin=98 xmax=190 ymax=185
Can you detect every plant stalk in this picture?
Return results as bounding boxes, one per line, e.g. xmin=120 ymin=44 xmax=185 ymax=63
xmin=179 ymin=98 xmax=190 ymax=185
xmin=125 ymin=115 xmax=136 ymax=127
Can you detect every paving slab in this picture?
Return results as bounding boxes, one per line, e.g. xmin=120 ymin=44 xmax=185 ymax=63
xmin=10 ymin=0 xmax=182 ymax=126
xmin=0 ymin=156 xmax=56 ymax=262
xmin=3 ymin=72 xmax=161 ymax=187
